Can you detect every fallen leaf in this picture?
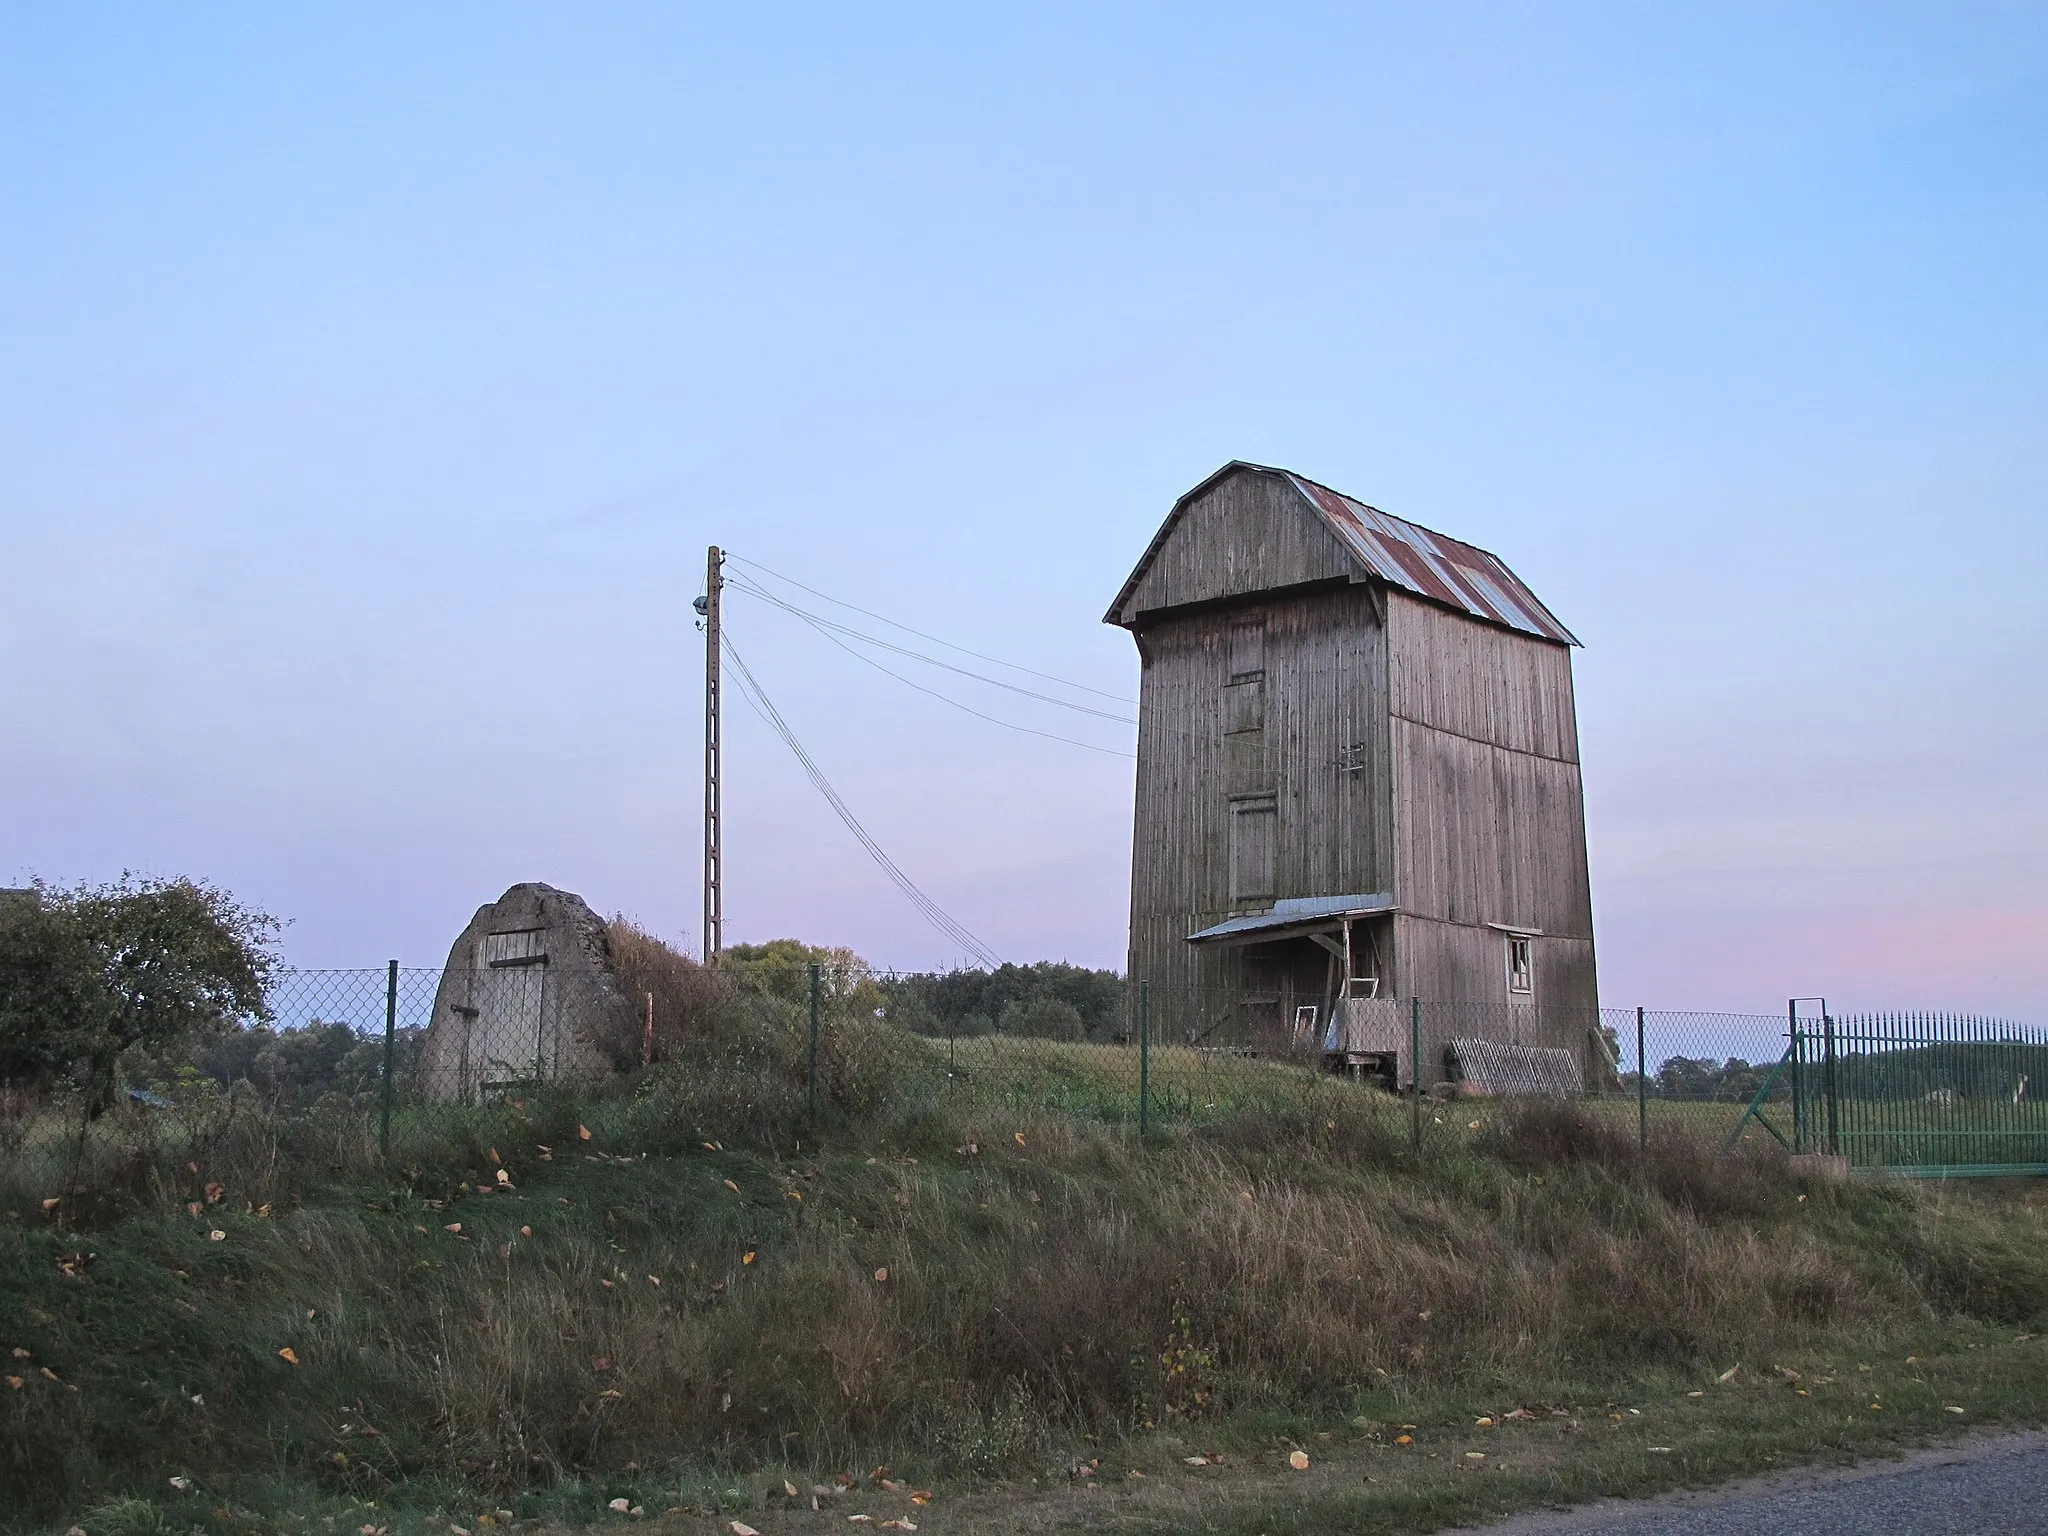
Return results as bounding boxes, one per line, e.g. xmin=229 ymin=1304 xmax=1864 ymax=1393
xmin=1288 ymin=1450 xmax=1310 ymax=1470
xmin=1649 ymin=1446 xmax=1673 ymax=1454
xmin=724 ymin=1179 xmax=740 ymax=1194
xmin=1475 ymin=1416 xmax=1494 ymax=1428
xmin=205 ymin=1182 xmax=225 ymax=1204
xmin=1947 ymin=1406 xmax=1966 ymax=1414
xmin=278 ymin=1347 xmax=300 ymax=1366
xmin=592 ymin=1357 xmax=614 ymax=1372
xmin=496 ymin=1170 xmax=511 ymax=1185
xmin=607 ymin=1498 xmax=630 ymax=1513
xmin=579 ymin=1125 xmax=593 ymax=1141
xmin=743 ymin=1251 xmax=756 ymax=1265
xmin=910 ymin=1491 xmax=932 ymax=1504
xmin=647 ymin=1275 xmax=660 ymax=1286
xmin=1394 ymin=1435 xmax=1413 ymax=1446
xmin=8 ymin=1349 xmax=26 ymax=1359
xmin=39 ymin=1367 xmax=59 ymax=1382
xmin=169 ymin=1476 xmax=192 ymax=1491
xmin=1014 ymin=1132 xmax=1026 ymax=1146
xmin=41 ymin=1198 xmax=59 ymax=1211
xmin=1182 ymin=1455 xmax=1209 ymax=1466
xmin=730 ymin=1524 xmax=759 ymax=1536
xmin=1687 ymin=1390 xmax=1705 ymax=1398
xmin=4 ymin=1377 xmax=20 ymax=1390
xmin=784 ymin=1481 xmax=800 ymax=1498
xmin=1718 ymin=1364 xmax=1740 ymax=1383
xmin=187 ymin=1202 xmax=204 ymax=1217
xmin=1465 ymin=1451 xmax=1485 ymax=1461
xmin=445 ymin=1223 xmax=462 ymax=1234
xmin=208 ymin=1230 xmax=226 ymax=1242
xmin=874 ymin=1267 xmax=889 ymax=1282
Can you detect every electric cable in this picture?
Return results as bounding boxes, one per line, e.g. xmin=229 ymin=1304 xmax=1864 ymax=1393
xmin=762 ymin=596 xmax=1135 ymax=759
xmin=719 ymin=631 xmax=1005 ymax=969
xmin=725 ymin=572 xmax=1136 ymax=723
xmin=724 ymin=553 xmax=1136 ymax=705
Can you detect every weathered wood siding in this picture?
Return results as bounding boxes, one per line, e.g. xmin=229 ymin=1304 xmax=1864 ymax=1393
xmin=1385 ymin=589 xmax=1597 ymax=1058
xmin=1126 ymin=579 xmax=1391 ymax=1039
xmin=1115 ymin=468 xmax=1598 ymax=1061
xmin=1114 ymin=468 xmax=1356 ymax=625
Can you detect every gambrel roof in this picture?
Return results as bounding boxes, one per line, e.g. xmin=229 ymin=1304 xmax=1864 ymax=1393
xmin=1105 ymin=462 xmax=1578 ymax=645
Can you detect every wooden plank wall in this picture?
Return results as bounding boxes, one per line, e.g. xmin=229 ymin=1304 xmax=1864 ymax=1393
xmin=1115 ymin=468 xmax=1356 ymax=623
xmin=1114 ymin=470 xmax=1598 ymax=1061
xmin=1127 ymin=578 xmax=1390 ymax=1041
xmin=1385 ymin=589 xmax=1598 ymax=1062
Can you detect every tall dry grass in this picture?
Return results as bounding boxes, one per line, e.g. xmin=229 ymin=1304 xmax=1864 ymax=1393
xmin=9 ymin=1012 xmax=2048 ymax=1525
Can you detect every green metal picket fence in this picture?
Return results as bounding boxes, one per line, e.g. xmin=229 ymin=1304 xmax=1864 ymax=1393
xmin=1732 ymin=1006 xmax=2048 ymax=1175
xmin=1800 ymin=1010 xmax=2048 ymax=1175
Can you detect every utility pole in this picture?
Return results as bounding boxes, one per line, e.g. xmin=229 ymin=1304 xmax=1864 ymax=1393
xmin=697 ymin=545 xmax=724 ymax=965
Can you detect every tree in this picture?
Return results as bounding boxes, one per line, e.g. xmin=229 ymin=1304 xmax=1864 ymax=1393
xmin=721 ymin=938 xmax=879 ymax=1008
xmin=0 ymin=876 xmax=278 ymax=1110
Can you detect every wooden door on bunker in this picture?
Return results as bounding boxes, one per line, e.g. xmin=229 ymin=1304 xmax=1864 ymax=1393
xmin=477 ymin=928 xmax=549 ymax=1087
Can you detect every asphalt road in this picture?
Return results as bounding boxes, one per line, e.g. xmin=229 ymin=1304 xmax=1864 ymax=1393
xmin=1468 ymin=1431 xmax=2048 ymax=1534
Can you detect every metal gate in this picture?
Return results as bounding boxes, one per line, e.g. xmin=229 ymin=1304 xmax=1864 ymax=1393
xmin=1731 ymin=1001 xmax=2048 ymax=1175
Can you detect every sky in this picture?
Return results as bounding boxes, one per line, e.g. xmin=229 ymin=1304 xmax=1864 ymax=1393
xmin=1 ymin=3 xmax=2043 ymax=1020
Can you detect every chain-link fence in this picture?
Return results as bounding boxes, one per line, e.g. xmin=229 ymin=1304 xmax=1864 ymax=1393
xmin=3 ymin=957 xmax=2040 ymax=1211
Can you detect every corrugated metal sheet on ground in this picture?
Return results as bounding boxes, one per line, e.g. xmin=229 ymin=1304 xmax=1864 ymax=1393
xmin=1449 ymin=1038 xmax=1585 ymax=1097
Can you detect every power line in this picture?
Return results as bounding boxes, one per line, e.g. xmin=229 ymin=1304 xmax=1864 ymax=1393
xmin=759 ymin=593 xmax=1136 ymax=759
xmin=724 ymin=553 xmax=1136 ymax=705
xmin=726 ymin=572 xmax=1137 ymax=724
xmin=719 ymin=631 xmax=1005 ymax=969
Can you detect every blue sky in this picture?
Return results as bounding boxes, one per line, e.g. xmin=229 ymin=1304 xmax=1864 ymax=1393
xmin=2 ymin=4 xmax=2042 ymax=1016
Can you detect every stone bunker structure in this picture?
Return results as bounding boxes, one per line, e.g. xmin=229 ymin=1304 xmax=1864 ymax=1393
xmin=418 ymin=882 xmax=636 ymax=1102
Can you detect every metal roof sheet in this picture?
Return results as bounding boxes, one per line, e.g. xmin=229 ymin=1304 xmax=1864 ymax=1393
xmin=1186 ymin=892 xmax=1396 ymax=945
xmin=1285 ymin=473 xmax=1579 ymax=646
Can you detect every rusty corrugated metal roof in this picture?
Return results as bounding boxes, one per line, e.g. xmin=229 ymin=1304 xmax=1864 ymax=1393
xmin=1105 ymin=462 xmax=1578 ymax=646
xmin=1285 ymin=473 xmax=1579 ymax=646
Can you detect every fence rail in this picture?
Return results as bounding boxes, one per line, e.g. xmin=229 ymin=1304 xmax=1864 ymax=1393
xmin=2 ymin=964 xmax=2040 ymax=1202
xmin=1780 ymin=1010 xmax=2048 ymax=1175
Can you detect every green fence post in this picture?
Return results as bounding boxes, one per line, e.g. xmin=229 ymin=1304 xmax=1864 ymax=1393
xmin=1636 ymin=1005 xmax=1647 ymax=1153
xmin=1410 ymin=996 xmax=1423 ymax=1155
xmin=380 ymin=960 xmax=397 ymax=1157
xmin=808 ymin=963 xmax=821 ymax=1121
xmin=1788 ymin=1000 xmax=1804 ymax=1155
xmin=1139 ymin=979 xmax=1150 ymax=1136
xmin=1823 ymin=1012 xmax=1840 ymax=1158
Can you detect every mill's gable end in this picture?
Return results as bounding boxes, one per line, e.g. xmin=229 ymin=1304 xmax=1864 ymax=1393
xmin=1106 ymin=461 xmax=1578 ymax=647
xmin=1106 ymin=463 xmax=1358 ymax=628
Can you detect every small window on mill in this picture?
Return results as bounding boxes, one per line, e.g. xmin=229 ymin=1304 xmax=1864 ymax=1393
xmin=1506 ymin=935 xmax=1534 ymax=996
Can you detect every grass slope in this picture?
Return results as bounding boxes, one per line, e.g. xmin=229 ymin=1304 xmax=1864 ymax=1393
xmin=6 ymin=1025 xmax=2048 ymax=1536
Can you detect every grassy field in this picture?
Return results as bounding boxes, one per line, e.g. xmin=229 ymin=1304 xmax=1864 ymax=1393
xmin=6 ymin=1013 xmax=2048 ymax=1536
